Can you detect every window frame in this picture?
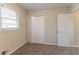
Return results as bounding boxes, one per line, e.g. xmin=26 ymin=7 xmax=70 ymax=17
xmin=0 ymin=7 xmax=20 ymax=31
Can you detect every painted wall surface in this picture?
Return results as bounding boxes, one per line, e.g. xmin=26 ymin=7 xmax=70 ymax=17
xmin=0 ymin=3 xmax=28 ymax=54
xmin=71 ymin=9 xmax=79 ymax=47
xmin=27 ymin=8 xmax=70 ymax=45
xmin=70 ymin=3 xmax=79 ymax=47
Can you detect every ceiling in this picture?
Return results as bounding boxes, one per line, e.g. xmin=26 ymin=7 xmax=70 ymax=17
xmin=20 ymin=3 xmax=73 ymax=11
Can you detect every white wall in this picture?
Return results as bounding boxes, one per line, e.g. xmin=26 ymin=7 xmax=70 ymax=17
xmin=0 ymin=3 xmax=28 ymax=54
xmin=27 ymin=8 xmax=70 ymax=45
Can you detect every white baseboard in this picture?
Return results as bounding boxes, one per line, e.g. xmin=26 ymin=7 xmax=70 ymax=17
xmin=71 ymin=45 xmax=79 ymax=47
xmin=7 ymin=42 xmax=27 ymax=55
xmin=30 ymin=41 xmax=56 ymax=45
xmin=43 ymin=42 xmax=56 ymax=45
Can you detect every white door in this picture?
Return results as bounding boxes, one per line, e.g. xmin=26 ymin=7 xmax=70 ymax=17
xmin=31 ymin=16 xmax=44 ymax=44
xmin=57 ymin=14 xmax=71 ymax=47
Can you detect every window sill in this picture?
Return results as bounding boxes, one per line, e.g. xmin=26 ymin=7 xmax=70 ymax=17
xmin=0 ymin=28 xmax=19 ymax=32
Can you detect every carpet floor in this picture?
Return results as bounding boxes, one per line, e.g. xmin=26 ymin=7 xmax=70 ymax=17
xmin=11 ymin=43 xmax=78 ymax=55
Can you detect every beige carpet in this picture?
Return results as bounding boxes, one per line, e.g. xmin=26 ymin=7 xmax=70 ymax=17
xmin=11 ymin=43 xmax=78 ymax=55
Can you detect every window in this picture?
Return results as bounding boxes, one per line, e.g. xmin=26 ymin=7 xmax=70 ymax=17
xmin=0 ymin=7 xmax=19 ymax=30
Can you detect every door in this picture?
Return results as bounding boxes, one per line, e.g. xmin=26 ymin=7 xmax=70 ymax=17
xmin=57 ymin=14 xmax=71 ymax=47
xmin=31 ymin=15 xmax=44 ymax=44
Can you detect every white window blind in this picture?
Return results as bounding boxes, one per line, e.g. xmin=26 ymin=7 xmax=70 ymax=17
xmin=0 ymin=7 xmax=19 ymax=30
